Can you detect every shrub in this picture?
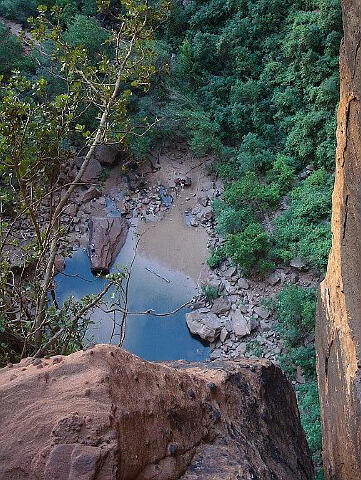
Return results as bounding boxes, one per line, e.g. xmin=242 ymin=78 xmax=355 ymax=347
xmin=63 ymin=15 xmax=110 ymax=56
xmin=207 ymin=246 xmax=226 ymax=269
xmin=272 ymin=169 xmax=333 ymax=270
xmin=297 ymin=381 xmax=323 ymax=477
xmin=275 ymin=285 xmax=316 ymax=345
xmin=213 ymin=199 xmax=255 ymax=236
xmin=201 ymin=285 xmax=219 ymax=301
xmin=0 ymin=23 xmax=35 ymax=75
xmin=0 ymin=0 xmax=37 ymax=23
xmin=224 ymin=222 xmax=272 ymax=274
xmin=265 ymin=154 xmax=296 ymax=194
xmin=224 ymin=172 xmax=280 ymax=213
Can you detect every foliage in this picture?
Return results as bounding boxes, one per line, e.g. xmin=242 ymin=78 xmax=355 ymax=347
xmin=0 ymin=0 xmax=37 ymax=23
xmin=0 ymin=23 xmax=35 ymax=75
xmin=207 ymin=246 xmax=226 ymax=269
xmin=224 ymin=222 xmax=273 ymax=274
xmin=297 ymin=381 xmax=323 ymax=476
xmin=201 ymin=284 xmax=219 ymax=301
xmin=63 ymin=14 xmax=110 ymax=56
xmin=0 ymin=0 xmax=170 ymax=364
xmin=272 ymin=169 xmax=333 ymax=270
xmin=273 ymin=285 xmax=323 ymax=473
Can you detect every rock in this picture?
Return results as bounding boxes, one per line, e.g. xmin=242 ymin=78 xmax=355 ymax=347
xmin=94 ymin=145 xmax=122 ymax=166
xmin=260 ymin=320 xmax=272 ymax=332
xmin=254 ymin=306 xmax=270 ymax=320
xmin=267 ymin=272 xmax=281 ymax=286
xmin=54 ymin=255 xmax=65 ymax=273
xmin=237 ymin=277 xmax=249 ymax=290
xmin=233 ymin=343 xmax=247 ymax=357
xmin=200 ymin=206 xmax=214 ymax=222
xmin=88 ymin=217 xmax=129 ymax=274
xmin=0 ymin=345 xmax=313 ymax=480
xmin=197 ymin=195 xmax=208 ymax=207
xmin=296 ymin=366 xmax=306 ymax=385
xmin=224 ymin=266 xmax=237 ymax=279
xmin=231 ymin=311 xmax=252 ymax=338
xmin=174 ymin=175 xmax=192 ymax=187
xmin=81 ymin=186 xmax=102 ymax=203
xmin=219 ymin=327 xmax=229 ymax=343
xmin=211 ymin=297 xmax=231 ymax=316
xmin=316 ymin=7 xmax=361 ymax=479
xmin=76 ymin=157 xmax=102 ymax=184
xmin=63 ymin=203 xmax=78 ymax=217
xmin=290 ymin=257 xmax=307 ymax=270
xmin=186 ymin=311 xmax=223 ymax=343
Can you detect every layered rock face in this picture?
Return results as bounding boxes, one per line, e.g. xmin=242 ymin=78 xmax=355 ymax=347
xmin=316 ymin=1 xmax=361 ymax=478
xmin=0 ymin=345 xmax=313 ymax=480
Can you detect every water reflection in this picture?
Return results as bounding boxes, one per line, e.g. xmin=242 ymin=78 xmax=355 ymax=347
xmin=55 ymin=224 xmax=209 ymax=362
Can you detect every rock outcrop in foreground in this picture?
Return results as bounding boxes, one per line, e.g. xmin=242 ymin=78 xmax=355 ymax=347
xmin=316 ymin=1 xmax=361 ymax=478
xmin=0 ymin=345 xmax=313 ymax=479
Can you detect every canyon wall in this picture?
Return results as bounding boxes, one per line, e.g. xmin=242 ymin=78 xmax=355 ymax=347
xmin=0 ymin=345 xmax=313 ymax=480
xmin=316 ymin=1 xmax=361 ymax=478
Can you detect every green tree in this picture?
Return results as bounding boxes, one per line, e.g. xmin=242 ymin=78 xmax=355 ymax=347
xmin=0 ymin=0 xmax=170 ymax=362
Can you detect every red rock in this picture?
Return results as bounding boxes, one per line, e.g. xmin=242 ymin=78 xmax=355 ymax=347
xmin=316 ymin=2 xmax=361 ymax=478
xmin=81 ymin=186 xmax=102 ymax=204
xmin=75 ymin=157 xmax=102 ymax=184
xmin=0 ymin=345 xmax=313 ymax=479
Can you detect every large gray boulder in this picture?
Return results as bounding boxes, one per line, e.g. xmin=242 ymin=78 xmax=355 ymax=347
xmin=186 ymin=310 xmax=223 ymax=343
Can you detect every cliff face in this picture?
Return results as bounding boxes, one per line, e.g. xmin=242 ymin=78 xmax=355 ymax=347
xmin=316 ymin=1 xmax=361 ymax=479
xmin=0 ymin=345 xmax=313 ymax=480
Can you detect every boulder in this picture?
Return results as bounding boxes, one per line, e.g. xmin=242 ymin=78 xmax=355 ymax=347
xmin=238 ymin=277 xmax=250 ymax=290
xmin=231 ymin=310 xmax=252 ymax=338
xmin=0 ymin=345 xmax=314 ymax=480
xmin=316 ymin=3 xmax=361 ymax=478
xmin=186 ymin=310 xmax=223 ymax=343
xmin=267 ymin=272 xmax=281 ymax=286
xmin=54 ymin=255 xmax=65 ymax=273
xmin=76 ymin=157 xmax=102 ymax=184
xmin=200 ymin=206 xmax=214 ymax=222
xmin=290 ymin=257 xmax=307 ymax=270
xmin=81 ymin=186 xmax=102 ymax=204
xmin=94 ymin=145 xmax=122 ymax=166
xmin=88 ymin=217 xmax=129 ymax=274
xmin=211 ymin=297 xmax=231 ymax=316
xmin=254 ymin=306 xmax=270 ymax=320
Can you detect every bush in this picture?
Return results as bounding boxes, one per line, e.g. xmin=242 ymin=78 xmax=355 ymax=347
xmin=0 ymin=23 xmax=35 ymax=75
xmin=63 ymin=15 xmax=110 ymax=56
xmin=207 ymin=246 xmax=226 ymax=269
xmin=275 ymin=285 xmax=316 ymax=345
xmin=224 ymin=222 xmax=272 ymax=274
xmin=297 ymin=381 xmax=323 ymax=476
xmin=0 ymin=0 xmax=37 ymax=23
xmin=201 ymin=285 xmax=219 ymax=301
xmin=272 ymin=169 xmax=333 ymax=270
xmin=213 ymin=199 xmax=255 ymax=236
xmin=224 ymin=172 xmax=280 ymax=213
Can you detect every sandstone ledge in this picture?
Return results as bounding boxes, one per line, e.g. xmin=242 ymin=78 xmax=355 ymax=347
xmin=0 ymin=345 xmax=313 ymax=480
